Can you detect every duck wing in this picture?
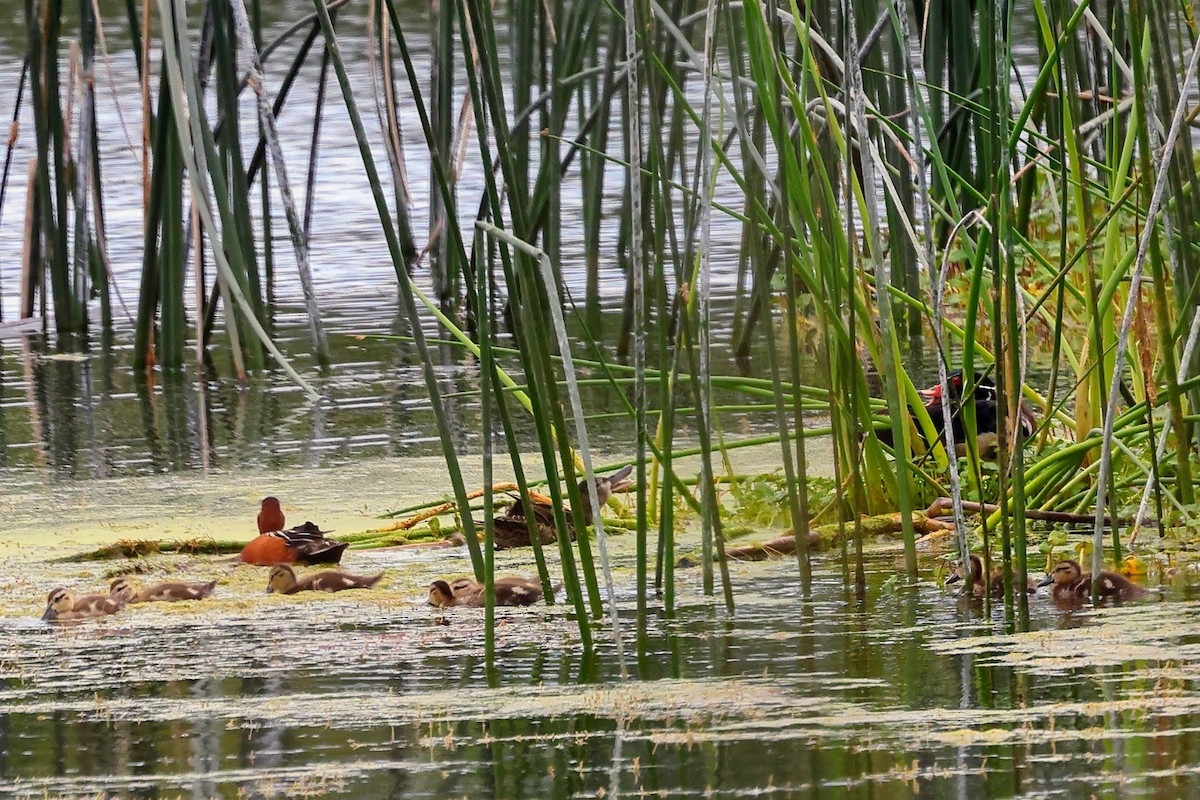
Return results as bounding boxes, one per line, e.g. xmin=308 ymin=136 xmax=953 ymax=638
xmin=295 ymin=541 xmax=348 ymax=565
xmin=274 ymin=522 xmax=347 ymax=564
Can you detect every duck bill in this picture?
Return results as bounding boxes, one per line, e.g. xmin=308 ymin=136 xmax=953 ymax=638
xmin=606 ymin=465 xmax=635 ymax=493
xmin=41 ymin=608 xmax=56 ymax=621
xmin=944 ymin=573 xmax=962 ymax=586
xmin=1036 ymin=575 xmax=1054 ymax=588
xmin=917 ymin=388 xmax=938 ymax=401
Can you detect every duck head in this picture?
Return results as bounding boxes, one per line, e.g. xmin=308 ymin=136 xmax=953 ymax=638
xmin=917 ymin=371 xmax=997 ymax=404
xmin=266 ymin=564 xmax=298 ymax=594
xmin=945 ymin=553 xmax=984 ymax=586
xmin=109 ymin=577 xmax=136 ymax=604
xmin=1038 ymin=559 xmax=1083 ymax=588
xmin=576 ymin=466 xmax=634 ymax=522
xmin=42 ymin=588 xmax=73 ymax=621
xmin=258 ymin=497 xmax=286 ymax=535
xmin=427 ymin=580 xmax=456 ymax=608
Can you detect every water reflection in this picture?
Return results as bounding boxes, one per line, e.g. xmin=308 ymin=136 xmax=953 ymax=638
xmin=2 ymin=561 xmax=1199 ymax=798
xmin=0 ymin=295 xmax=791 ymax=477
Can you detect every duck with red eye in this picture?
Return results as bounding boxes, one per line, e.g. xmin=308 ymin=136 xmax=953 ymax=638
xmin=876 ymin=371 xmax=1037 ymax=458
xmin=240 ymin=497 xmax=348 ymax=566
xmin=945 ymin=554 xmax=1039 ymax=597
xmin=1037 ymin=559 xmax=1147 ymax=602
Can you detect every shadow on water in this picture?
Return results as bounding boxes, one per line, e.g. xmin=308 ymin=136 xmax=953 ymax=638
xmin=0 ymin=550 xmax=1197 ymax=798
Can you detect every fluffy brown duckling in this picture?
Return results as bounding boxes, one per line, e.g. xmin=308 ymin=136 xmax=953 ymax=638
xmin=109 ymin=576 xmax=218 ymax=604
xmin=945 ymin=554 xmax=1038 ymax=597
xmin=42 ymin=588 xmax=125 ymax=621
xmin=1037 ymin=558 xmax=1147 ymax=601
xmin=266 ymin=564 xmax=384 ymax=595
xmin=489 ymin=466 xmax=634 ymax=549
xmin=426 ymin=576 xmax=554 ymax=608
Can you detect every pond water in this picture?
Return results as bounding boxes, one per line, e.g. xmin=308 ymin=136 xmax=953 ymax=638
xmin=0 ymin=2 xmax=1195 ymax=798
xmin=1 ymin=536 xmax=1198 ymax=799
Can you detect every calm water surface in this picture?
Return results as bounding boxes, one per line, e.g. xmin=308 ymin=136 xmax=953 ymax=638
xmin=0 ymin=549 xmax=1197 ymax=799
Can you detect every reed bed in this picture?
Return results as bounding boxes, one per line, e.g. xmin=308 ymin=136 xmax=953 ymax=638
xmin=6 ymin=0 xmax=1200 ymax=638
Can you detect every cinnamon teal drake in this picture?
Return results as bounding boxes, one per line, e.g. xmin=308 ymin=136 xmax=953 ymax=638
xmin=109 ymin=576 xmax=218 ymax=604
xmin=426 ymin=576 xmax=553 ymax=608
xmin=240 ymin=497 xmax=348 ymax=566
xmin=945 ymin=553 xmax=1038 ymax=596
xmin=42 ymin=588 xmax=125 ymax=621
xmin=266 ymin=564 xmax=383 ymax=595
xmin=1037 ymin=558 xmax=1147 ymax=602
xmin=488 ymin=466 xmax=634 ymax=549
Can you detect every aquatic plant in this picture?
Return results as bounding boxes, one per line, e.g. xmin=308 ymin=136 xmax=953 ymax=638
xmin=7 ymin=0 xmax=1200 ymax=630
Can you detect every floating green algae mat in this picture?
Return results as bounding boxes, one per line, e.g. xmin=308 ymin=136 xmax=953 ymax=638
xmin=3 ymin=534 xmax=1200 ymax=798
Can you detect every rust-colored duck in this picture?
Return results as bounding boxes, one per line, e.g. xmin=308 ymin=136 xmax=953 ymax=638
xmin=239 ymin=497 xmax=348 ymax=566
xmin=109 ymin=576 xmax=218 ymax=604
xmin=42 ymin=588 xmax=125 ymax=621
xmin=1037 ymin=558 xmax=1146 ymax=602
xmin=945 ymin=554 xmax=1038 ymax=596
xmin=426 ymin=576 xmax=553 ymax=608
xmin=266 ymin=564 xmax=384 ymax=595
xmin=488 ymin=466 xmax=634 ymax=549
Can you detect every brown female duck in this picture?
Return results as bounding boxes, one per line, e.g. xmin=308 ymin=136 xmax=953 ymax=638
xmin=489 ymin=466 xmax=634 ymax=549
xmin=266 ymin=564 xmax=384 ymax=595
xmin=945 ymin=554 xmax=1038 ymax=596
xmin=109 ymin=577 xmax=218 ymax=604
xmin=240 ymin=497 xmax=348 ymax=566
xmin=1037 ymin=558 xmax=1146 ymax=601
xmin=42 ymin=588 xmax=125 ymax=621
xmin=426 ymin=576 xmax=554 ymax=608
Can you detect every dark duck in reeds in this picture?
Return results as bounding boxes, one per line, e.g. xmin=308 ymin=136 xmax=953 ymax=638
xmin=42 ymin=588 xmax=125 ymax=621
xmin=487 ymin=466 xmax=634 ymax=550
xmin=426 ymin=576 xmax=554 ymax=608
xmin=239 ymin=497 xmax=348 ymax=566
xmin=945 ymin=554 xmax=1038 ymax=596
xmin=109 ymin=576 xmax=218 ymax=604
xmin=1037 ymin=559 xmax=1147 ymax=602
xmin=266 ymin=564 xmax=384 ymax=595
xmin=876 ymin=371 xmax=1037 ymax=457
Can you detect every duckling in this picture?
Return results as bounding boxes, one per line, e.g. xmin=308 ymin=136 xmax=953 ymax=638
xmin=42 ymin=588 xmax=125 ymax=621
xmin=240 ymin=497 xmax=348 ymax=566
xmin=426 ymin=576 xmax=555 ymax=608
xmin=109 ymin=576 xmax=218 ymax=604
xmin=945 ymin=554 xmax=1038 ymax=597
xmin=266 ymin=564 xmax=384 ymax=595
xmin=488 ymin=466 xmax=634 ymax=549
xmin=1036 ymin=558 xmax=1147 ymax=601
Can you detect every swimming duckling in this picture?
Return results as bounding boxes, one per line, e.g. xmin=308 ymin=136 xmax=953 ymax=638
xmin=240 ymin=497 xmax=348 ymax=565
xmin=42 ymin=588 xmax=124 ymax=621
xmin=1037 ymin=558 xmax=1147 ymax=601
xmin=109 ymin=576 xmax=218 ymax=604
xmin=945 ymin=554 xmax=1038 ymax=596
xmin=266 ymin=564 xmax=384 ymax=595
xmin=426 ymin=576 xmax=554 ymax=608
xmin=488 ymin=466 xmax=634 ymax=549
